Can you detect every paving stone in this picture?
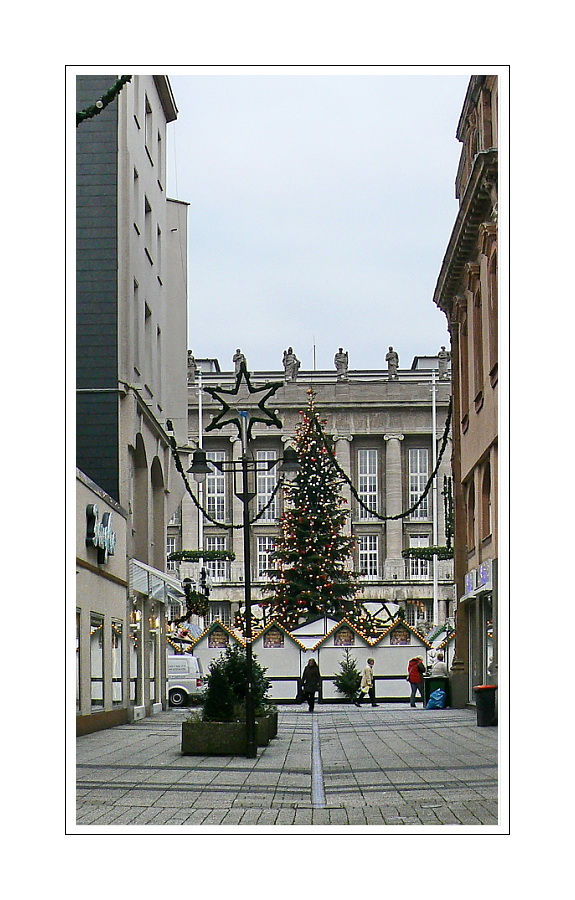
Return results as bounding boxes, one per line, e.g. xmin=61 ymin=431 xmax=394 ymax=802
xmin=74 ymin=705 xmax=499 ymax=830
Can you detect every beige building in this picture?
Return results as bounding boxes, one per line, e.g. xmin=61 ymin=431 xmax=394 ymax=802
xmin=169 ymin=357 xmax=454 ymax=638
xmin=433 ymin=75 xmax=498 ymax=707
xmin=76 ymin=75 xmax=189 ymax=731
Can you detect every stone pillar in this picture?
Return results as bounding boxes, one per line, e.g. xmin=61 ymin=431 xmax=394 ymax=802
xmin=230 ymin=436 xmax=244 ymax=569
xmin=332 ymin=433 xmax=353 ymax=535
xmin=384 ymin=433 xmax=404 ymax=579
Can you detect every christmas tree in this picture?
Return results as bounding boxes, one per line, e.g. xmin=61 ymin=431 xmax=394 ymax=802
xmin=264 ymin=389 xmax=360 ymax=628
xmin=333 ymin=648 xmax=362 ymax=702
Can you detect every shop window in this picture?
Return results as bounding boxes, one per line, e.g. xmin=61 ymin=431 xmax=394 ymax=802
xmin=76 ymin=610 xmax=81 ymax=712
xmin=112 ymin=621 xmax=123 ymax=705
xmin=90 ymin=613 xmax=104 ymax=709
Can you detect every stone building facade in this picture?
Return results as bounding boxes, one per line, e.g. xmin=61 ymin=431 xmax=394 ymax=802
xmin=432 ymin=75 xmax=498 ymax=707
xmin=169 ymin=357 xmax=454 ymax=637
xmin=76 ymin=75 xmax=189 ymax=731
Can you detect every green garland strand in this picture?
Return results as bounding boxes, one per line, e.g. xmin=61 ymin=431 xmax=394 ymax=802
xmin=76 ymin=75 xmax=132 ymax=126
xmin=314 ymin=397 xmax=453 ymax=521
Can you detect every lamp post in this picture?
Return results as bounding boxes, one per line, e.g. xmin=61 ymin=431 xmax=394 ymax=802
xmin=187 ymin=363 xmax=299 ymax=758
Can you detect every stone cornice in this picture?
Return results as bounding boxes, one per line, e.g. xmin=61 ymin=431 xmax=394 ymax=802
xmin=433 ymin=149 xmax=497 ymax=317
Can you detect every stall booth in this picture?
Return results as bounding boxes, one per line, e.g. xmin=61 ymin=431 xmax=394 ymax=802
xmin=191 ymin=621 xmax=246 ymax=674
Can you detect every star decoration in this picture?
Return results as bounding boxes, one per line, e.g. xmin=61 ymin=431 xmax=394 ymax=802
xmin=204 ymin=362 xmax=283 ymax=439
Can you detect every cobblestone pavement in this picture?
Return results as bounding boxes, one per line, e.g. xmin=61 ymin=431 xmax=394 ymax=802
xmin=74 ymin=704 xmax=499 ymax=831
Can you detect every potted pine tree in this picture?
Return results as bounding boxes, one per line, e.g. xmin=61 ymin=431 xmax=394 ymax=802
xmin=181 ymin=646 xmax=277 ymax=755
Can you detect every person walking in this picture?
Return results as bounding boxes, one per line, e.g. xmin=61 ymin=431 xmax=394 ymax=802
xmin=301 ymin=658 xmax=321 ymax=712
xmin=355 ymin=657 xmax=378 ymax=707
xmin=407 ymin=656 xmax=425 ymax=707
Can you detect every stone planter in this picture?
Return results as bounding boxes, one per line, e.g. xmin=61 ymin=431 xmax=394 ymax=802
xmin=256 ymin=709 xmax=278 ymax=744
xmin=181 ymin=720 xmax=247 ymax=756
xmin=181 ymin=710 xmax=278 ymax=756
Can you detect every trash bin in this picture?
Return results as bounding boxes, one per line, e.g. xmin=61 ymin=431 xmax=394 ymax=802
xmin=473 ymin=684 xmax=497 ymax=726
xmin=423 ymin=676 xmax=451 ymax=707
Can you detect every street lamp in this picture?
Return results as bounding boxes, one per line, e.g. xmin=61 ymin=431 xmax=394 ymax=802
xmin=187 ymin=363 xmax=299 ymax=758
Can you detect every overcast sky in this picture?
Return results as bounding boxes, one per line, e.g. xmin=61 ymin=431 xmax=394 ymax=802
xmin=166 ymin=70 xmax=471 ymax=374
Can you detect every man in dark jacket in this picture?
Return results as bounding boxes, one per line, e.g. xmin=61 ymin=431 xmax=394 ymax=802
xmin=407 ymin=656 xmax=425 ymax=707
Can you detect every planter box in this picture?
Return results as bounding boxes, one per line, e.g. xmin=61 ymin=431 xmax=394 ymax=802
xmin=181 ymin=711 xmax=278 ymax=756
xmin=182 ymin=720 xmax=247 ymax=756
xmin=256 ymin=709 xmax=278 ymax=745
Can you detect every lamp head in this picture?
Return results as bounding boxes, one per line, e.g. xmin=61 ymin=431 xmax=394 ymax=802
xmin=187 ymin=448 xmax=212 ymax=484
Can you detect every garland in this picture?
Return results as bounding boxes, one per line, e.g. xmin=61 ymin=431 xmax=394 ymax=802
xmin=76 ymin=76 xmax=132 ymax=126
xmin=314 ymin=397 xmax=453 ymax=521
xmin=168 ymin=397 xmax=452 ymax=532
xmin=168 ymin=434 xmax=284 ymax=529
xmin=402 ymin=546 xmax=453 ymax=561
xmin=168 ymin=549 xmax=236 ymax=562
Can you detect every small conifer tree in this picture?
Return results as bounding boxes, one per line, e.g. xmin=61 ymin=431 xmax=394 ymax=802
xmin=333 ymin=648 xmax=362 ymax=702
xmin=202 ymin=660 xmax=235 ymax=722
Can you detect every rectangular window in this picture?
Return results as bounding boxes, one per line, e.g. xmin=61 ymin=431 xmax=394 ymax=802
xmin=206 ymin=536 xmax=227 ymax=580
xmin=257 ymin=450 xmax=278 ymax=520
xmin=76 ymin=610 xmax=81 ymax=712
xmin=112 ymin=621 xmax=123 ymax=705
xmin=90 ymin=613 xmax=104 ymax=709
xmin=209 ymin=602 xmax=231 ymax=626
xmin=257 ymin=535 xmax=276 ymax=579
xmin=409 ymin=534 xmax=430 ymax=578
xmin=409 ymin=449 xmax=429 ymax=519
xmin=144 ymin=94 xmax=153 ymax=159
xmin=358 ymin=449 xmax=378 ymax=518
xmin=166 ymin=535 xmax=179 ymax=570
xmin=206 ymin=451 xmax=226 ymax=520
xmin=358 ymin=535 xmax=378 ymax=577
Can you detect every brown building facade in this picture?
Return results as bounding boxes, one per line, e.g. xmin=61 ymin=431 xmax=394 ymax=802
xmin=433 ymin=76 xmax=498 ymax=707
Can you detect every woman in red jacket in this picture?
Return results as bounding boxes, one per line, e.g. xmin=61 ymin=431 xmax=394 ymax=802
xmin=407 ymin=656 xmax=425 ymax=707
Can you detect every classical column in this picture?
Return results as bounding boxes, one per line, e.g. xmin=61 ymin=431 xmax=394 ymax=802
xmin=332 ymin=433 xmax=353 ymax=535
xmin=384 ymin=433 xmax=404 ymax=579
xmin=230 ymin=435 xmax=244 ymax=570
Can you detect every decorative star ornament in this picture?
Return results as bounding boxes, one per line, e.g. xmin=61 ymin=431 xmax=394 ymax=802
xmin=204 ymin=362 xmax=283 ymax=439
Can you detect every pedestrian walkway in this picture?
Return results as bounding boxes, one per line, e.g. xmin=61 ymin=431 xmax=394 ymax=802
xmin=75 ymin=704 xmax=498 ymax=830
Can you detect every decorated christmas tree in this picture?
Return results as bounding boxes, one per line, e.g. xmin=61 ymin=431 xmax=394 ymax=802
xmin=264 ymin=389 xmax=361 ymax=628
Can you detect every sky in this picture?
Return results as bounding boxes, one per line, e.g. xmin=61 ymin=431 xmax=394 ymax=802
xmin=166 ymin=70 xmax=470 ymax=374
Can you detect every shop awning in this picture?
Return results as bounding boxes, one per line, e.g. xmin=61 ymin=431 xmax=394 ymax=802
xmin=129 ymin=559 xmax=185 ymax=604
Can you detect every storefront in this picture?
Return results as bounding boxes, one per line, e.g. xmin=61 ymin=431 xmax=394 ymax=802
xmin=76 ymin=470 xmax=130 ymax=735
xmin=128 ymin=559 xmax=186 ymax=719
xmin=459 ymin=558 xmax=497 ymax=699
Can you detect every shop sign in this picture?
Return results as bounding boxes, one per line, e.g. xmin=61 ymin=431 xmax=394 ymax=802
xmin=464 ymin=568 xmax=477 ymax=595
xmin=478 ymin=559 xmax=492 ymax=588
xmin=86 ymin=504 xmax=117 ymax=564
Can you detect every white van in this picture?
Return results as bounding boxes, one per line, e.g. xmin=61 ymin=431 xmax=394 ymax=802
xmin=167 ymin=655 xmax=206 ymax=707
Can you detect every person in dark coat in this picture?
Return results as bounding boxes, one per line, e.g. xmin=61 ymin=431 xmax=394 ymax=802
xmin=407 ymin=656 xmax=426 ymax=707
xmin=301 ymin=659 xmax=321 ymax=712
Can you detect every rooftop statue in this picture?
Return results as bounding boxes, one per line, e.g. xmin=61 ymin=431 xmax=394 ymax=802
xmin=283 ymin=347 xmax=301 ymax=382
xmin=385 ymin=346 xmax=399 ymax=379
xmin=334 ymin=347 xmax=349 ymax=379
